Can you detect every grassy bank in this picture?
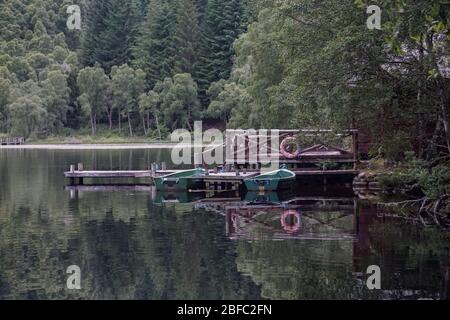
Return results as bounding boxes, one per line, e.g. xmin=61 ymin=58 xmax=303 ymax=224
xmin=25 ymin=135 xmax=172 ymax=145
xmin=20 ymin=127 xmax=172 ymax=145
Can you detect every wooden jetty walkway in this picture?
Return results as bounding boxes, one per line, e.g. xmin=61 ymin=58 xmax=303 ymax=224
xmin=0 ymin=137 xmax=25 ymax=145
xmin=64 ymin=163 xmax=358 ymax=191
xmin=64 ymin=164 xmax=260 ymax=190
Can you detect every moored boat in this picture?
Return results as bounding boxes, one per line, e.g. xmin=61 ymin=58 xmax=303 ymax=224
xmin=154 ymin=168 xmax=206 ymax=191
xmin=244 ymin=169 xmax=296 ymax=191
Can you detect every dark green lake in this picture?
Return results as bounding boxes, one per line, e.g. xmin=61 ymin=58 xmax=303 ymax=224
xmin=0 ymin=148 xmax=449 ymax=300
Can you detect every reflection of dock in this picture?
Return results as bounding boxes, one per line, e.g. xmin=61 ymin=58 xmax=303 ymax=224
xmin=224 ymin=197 xmax=359 ymax=241
xmin=65 ymin=185 xmax=155 ymax=193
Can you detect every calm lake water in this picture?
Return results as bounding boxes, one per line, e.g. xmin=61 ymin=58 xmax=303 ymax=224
xmin=0 ymin=148 xmax=449 ymax=300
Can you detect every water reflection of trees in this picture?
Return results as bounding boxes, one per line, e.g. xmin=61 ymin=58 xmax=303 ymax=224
xmin=0 ymin=200 xmax=262 ymax=299
xmin=234 ymin=210 xmax=450 ymax=300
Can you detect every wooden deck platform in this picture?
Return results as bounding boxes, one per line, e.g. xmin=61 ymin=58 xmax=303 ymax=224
xmin=64 ymin=158 xmax=359 ymax=192
xmin=64 ymin=169 xmax=357 ymax=180
xmin=64 ymin=170 xmax=177 ymax=179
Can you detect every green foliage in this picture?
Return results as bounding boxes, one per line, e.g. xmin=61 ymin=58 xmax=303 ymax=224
xmin=81 ymin=0 xmax=139 ymax=71
xmin=40 ymin=70 xmax=71 ymax=133
xmin=195 ymin=0 xmax=246 ymax=104
xmin=139 ymin=90 xmax=164 ymax=139
xmin=227 ymin=0 xmax=449 ymax=162
xmin=370 ymin=132 xmax=413 ymax=162
xmin=8 ymin=93 xmax=47 ymax=139
xmin=159 ymin=73 xmax=202 ymax=130
xmin=416 ymin=165 xmax=450 ymax=199
xmin=77 ymin=65 xmax=109 ymax=135
xmin=110 ymin=64 xmax=146 ymax=136
xmin=378 ymin=153 xmax=450 ymax=199
xmin=0 ymin=0 xmax=246 ymax=137
xmin=206 ymin=80 xmax=250 ymax=123
xmin=133 ymin=0 xmax=177 ymax=87
xmin=173 ymin=0 xmax=200 ymax=74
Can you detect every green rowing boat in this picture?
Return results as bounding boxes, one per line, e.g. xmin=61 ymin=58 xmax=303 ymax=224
xmin=244 ymin=169 xmax=296 ymax=191
xmin=154 ymin=168 xmax=206 ymax=191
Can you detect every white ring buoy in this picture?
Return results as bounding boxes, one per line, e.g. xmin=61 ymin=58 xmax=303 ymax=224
xmin=281 ymin=210 xmax=301 ymax=233
xmin=280 ymin=137 xmax=300 ymax=159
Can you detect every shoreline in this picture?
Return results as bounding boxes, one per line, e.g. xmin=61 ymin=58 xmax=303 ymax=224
xmin=0 ymin=143 xmax=221 ymax=150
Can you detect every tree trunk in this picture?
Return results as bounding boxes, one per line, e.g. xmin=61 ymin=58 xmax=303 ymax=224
xmin=108 ymin=109 xmax=113 ymax=131
xmin=128 ymin=111 xmax=133 ymax=137
xmin=142 ymin=118 xmax=147 ymax=136
xmin=94 ymin=114 xmax=97 ymax=136
xmin=90 ymin=112 xmax=95 ymax=136
xmin=440 ymin=88 xmax=450 ymax=155
xmin=154 ymin=112 xmax=162 ymax=140
xmin=118 ymin=110 xmax=121 ymax=133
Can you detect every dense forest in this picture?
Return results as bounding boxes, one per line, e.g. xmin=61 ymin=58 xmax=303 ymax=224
xmin=0 ymin=0 xmax=449 ymax=157
xmin=0 ymin=0 xmax=246 ymax=139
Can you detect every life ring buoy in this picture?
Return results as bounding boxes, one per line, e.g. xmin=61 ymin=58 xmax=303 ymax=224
xmin=280 ymin=137 xmax=300 ymax=159
xmin=281 ymin=210 xmax=301 ymax=233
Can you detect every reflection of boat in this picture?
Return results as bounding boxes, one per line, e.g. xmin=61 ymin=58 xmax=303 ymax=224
xmin=154 ymin=191 xmax=204 ymax=204
xmin=244 ymin=169 xmax=296 ymax=191
xmin=154 ymin=168 xmax=206 ymax=191
xmin=154 ymin=192 xmax=189 ymax=204
xmin=245 ymin=192 xmax=280 ymax=205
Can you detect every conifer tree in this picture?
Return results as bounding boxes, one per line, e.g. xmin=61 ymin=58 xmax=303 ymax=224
xmin=173 ymin=0 xmax=200 ymax=74
xmin=195 ymin=0 xmax=246 ymax=105
xmin=133 ymin=0 xmax=177 ymax=88
xmin=81 ymin=0 xmax=139 ymax=72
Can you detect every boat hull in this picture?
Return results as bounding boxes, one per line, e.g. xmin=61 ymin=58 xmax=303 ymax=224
xmin=154 ymin=169 xmax=205 ymax=191
xmin=244 ymin=169 xmax=296 ymax=192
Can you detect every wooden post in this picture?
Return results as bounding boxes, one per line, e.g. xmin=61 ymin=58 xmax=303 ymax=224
xmin=151 ymin=163 xmax=156 ymax=177
xmin=70 ymin=165 xmax=75 ymax=173
xmin=77 ymin=163 xmax=84 ymax=171
xmin=161 ymin=162 xmax=167 ymax=171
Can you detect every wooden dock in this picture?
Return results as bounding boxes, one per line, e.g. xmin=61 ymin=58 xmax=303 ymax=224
xmin=64 ymin=164 xmax=357 ymax=189
xmin=65 ymin=170 xmax=177 ymax=179
xmin=0 ymin=137 xmax=25 ymax=145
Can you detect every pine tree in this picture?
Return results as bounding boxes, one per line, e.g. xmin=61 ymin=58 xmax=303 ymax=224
xmin=195 ymin=0 xmax=246 ymax=106
xmin=173 ymin=0 xmax=200 ymax=74
xmin=81 ymin=0 xmax=139 ymax=72
xmin=133 ymin=0 xmax=177 ymax=88
xmin=196 ymin=0 xmax=208 ymax=21
xmin=80 ymin=0 xmax=110 ymax=67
